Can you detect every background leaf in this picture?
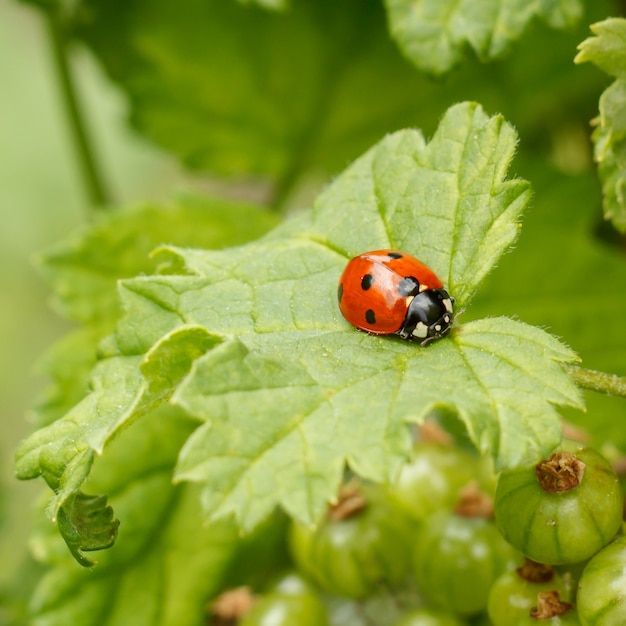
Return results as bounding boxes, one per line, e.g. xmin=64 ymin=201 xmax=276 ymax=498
xmin=37 ymin=197 xmax=278 ymax=325
xmin=384 ymin=0 xmax=583 ymax=75
xmin=576 ymin=18 xmax=626 ymax=233
xmin=70 ymin=0 xmax=609 ymax=203
xmin=73 ymin=0 xmax=426 ymax=185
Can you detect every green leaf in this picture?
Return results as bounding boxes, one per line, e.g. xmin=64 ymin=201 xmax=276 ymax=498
xmin=575 ymin=18 xmax=626 ymax=78
xmin=173 ymin=317 xmax=580 ymax=529
xmin=469 ymin=155 xmax=626 ymax=451
xmin=56 ymin=493 xmax=119 ymax=567
xmin=70 ymin=0 xmax=434 ymax=184
xmin=28 ymin=407 xmax=241 ymax=626
xmin=309 ymin=101 xmax=530 ymax=306
xmin=18 ymin=102 xmax=582 ymax=554
xmin=71 ymin=0 xmax=611 ymax=194
xmin=31 ymin=197 xmax=276 ymax=428
xmin=384 ymin=0 xmax=583 ymax=75
xmin=37 ymin=197 xmax=278 ymax=324
xmin=33 ymin=327 xmax=102 ymax=426
xmin=576 ymin=18 xmax=626 ymax=233
xmin=16 ymin=327 xmax=220 ymax=489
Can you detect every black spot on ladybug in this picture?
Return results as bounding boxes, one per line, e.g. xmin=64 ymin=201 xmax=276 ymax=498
xmin=337 ymin=283 xmax=343 ymax=303
xmin=365 ymin=309 xmax=376 ymax=325
xmin=387 ymin=251 xmax=403 ymax=259
xmin=397 ymin=276 xmax=420 ymax=297
xmin=361 ymin=274 xmax=375 ymax=290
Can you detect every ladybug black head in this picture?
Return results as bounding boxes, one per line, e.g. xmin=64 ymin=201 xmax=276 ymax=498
xmin=396 ymin=289 xmax=454 ymax=344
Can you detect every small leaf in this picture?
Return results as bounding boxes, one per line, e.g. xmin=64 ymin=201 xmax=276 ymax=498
xmin=56 ymin=493 xmax=119 ymax=567
xmin=384 ymin=0 xmax=583 ymax=75
xmin=576 ymin=18 xmax=626 ymax=233
xmin=16 ymin=327 xmax=221 ymax=563
xmin=575 ymin=18 xmax=626 ymax=78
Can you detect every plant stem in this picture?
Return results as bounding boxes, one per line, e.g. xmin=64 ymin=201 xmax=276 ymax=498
xmin=46 ymin=5 xmax=111 ymax=208
xmin=564 ymin=364 xmax=626 ymax=398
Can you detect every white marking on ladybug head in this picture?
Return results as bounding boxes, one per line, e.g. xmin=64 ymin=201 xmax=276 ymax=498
xmin=418 ymin=284 xmax=428 ymax=293
xmin=443 ymin=298 xmax=453 ymax=313
xmin=405 ymin=295 xmax=415 ymax=307
xmin=412 ymin=322 xmax=429 ymax=338
xmin=434 ymin=324 xmax=442 ymax=332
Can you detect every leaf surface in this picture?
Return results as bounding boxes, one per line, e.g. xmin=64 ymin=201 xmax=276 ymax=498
xmin=37 ymin=197 xmax=278 ymax=324
xmin=173 ymin=317 xmax=579 ymax=528
xmin=32 ymin=197 xmax=276 ymax=428
xmin=385 ymin=0 xmax=583 ymax=75
xmin=576 ymin=18 xmax=626 ymax=233
xmin=469 ymin=156 xmax=626 ymax=450
xmin=17 ymin=102 xmax=583 ymax=554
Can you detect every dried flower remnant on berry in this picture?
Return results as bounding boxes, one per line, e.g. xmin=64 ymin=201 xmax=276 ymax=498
xmin=530 ymin=590 xmax=574 ymax=619
xmin=209 ymin=586 xmax=256 ymax=625
xmin=536 ymin=452 xmax=585 ymax=492
xmin=328 ymin=481 xmax=368 ymax=521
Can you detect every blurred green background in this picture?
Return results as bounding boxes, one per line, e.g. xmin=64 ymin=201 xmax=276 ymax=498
xmin=0 ymin=0 xmax=183 ymax=596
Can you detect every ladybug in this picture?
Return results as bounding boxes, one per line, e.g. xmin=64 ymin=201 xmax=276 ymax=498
xmin=337 ymin=250 xmax=454 ymax=344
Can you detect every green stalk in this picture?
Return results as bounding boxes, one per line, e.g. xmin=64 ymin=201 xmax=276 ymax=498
xmin=564 ymin=364 xmax=626 ymax=398
xmin=46 ymin=5 xmax=111 ymax=208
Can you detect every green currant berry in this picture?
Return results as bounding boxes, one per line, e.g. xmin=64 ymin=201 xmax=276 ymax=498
xmin=238 ymin=573 xmax=328 ymax=626
xmin=553 ymin=560 xmax=589 ymax=604
xmin=288 ymin=483 xmax=415 ymax=598
xmin=494 ymin=439 xmax=623 ymax=565
xmin=412 ymin=509 xmax=518 ymax=615
xmin=577 ymin=536 xmax=626 ymax=626
xmin=389 ymin=443 xmax=479 ymax=521
xmin=392 ymin=607 xmax=466 ymax=626
xmin=238 ymin=591 xmax=328 ymax=626
xmin=488 ymin=559 xmax=570 ymax=626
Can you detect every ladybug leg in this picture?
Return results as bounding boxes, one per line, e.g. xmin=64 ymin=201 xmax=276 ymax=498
xmin=395 ymin=326 xmax=414 ymax=341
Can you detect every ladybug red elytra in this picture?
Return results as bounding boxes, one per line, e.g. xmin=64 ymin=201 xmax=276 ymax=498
xmin=337 ymin=250 xmax=454 ymax=344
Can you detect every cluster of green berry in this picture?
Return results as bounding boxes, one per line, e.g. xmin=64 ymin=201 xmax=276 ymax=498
xmin=208 ymin=434 xmax=626 ymax=626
